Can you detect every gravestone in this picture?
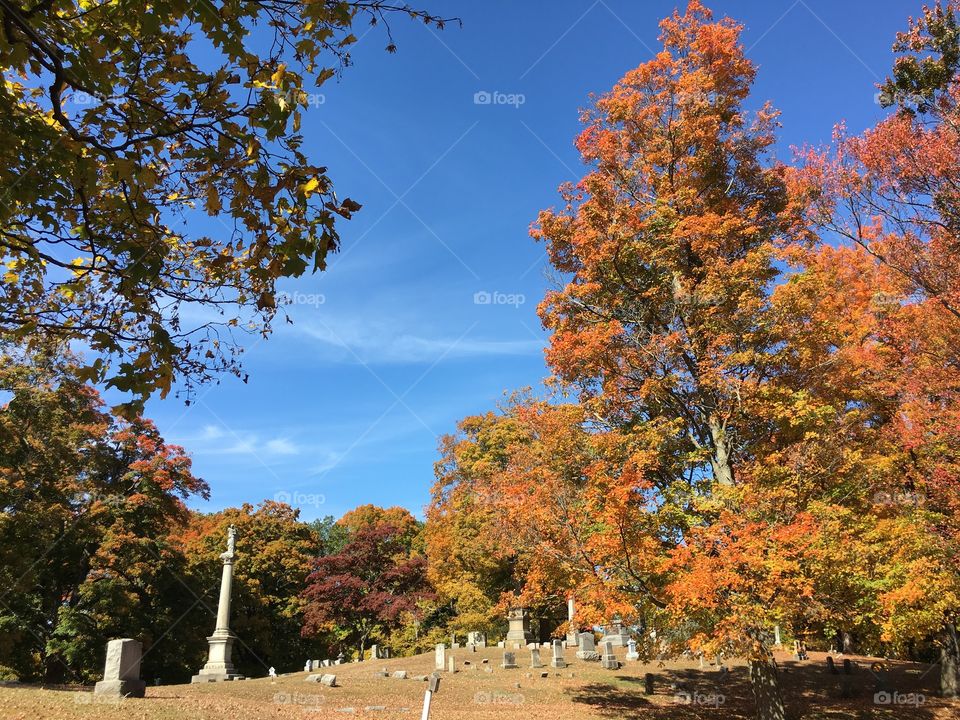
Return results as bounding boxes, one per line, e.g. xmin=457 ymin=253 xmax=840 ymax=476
xmin=447 ymin=656 xmax=457 ymax=674
xmin=626 ymin=638 xmax=640 ymax=661
xmin=644 ymin=673 xmax=655 ymax=695
xmin=268 ymin=667 xmax=276 ymax=678
xmin=843 ymin=659 xmax=853 ymax=675
xmin=826 ymin=656 xmax=838 ymax=674
xmin=601 ymin=640 xmax=619 ymax=670
xmin=551 ymin=640 xmax=566 ymax=669
xmin=305 ymin=660 xmax=313 ymax=672
xmin=94 ymin=639 xmax=146 ymax=698
xmin=529 ymin=648 xmax=542 ymax=668
xmin=391 ymin=670 xmax=407 ymax=680
xmin=369 ymin=645 xmax=378 ymax=660
xmin=873 ymin=665 xmax=891 ymax=693
xmin=576 ymin=631 xmax=599 ymax=661
xmin=466 ymin=631 xmax=486 ymax=648
xmin=434 ymin=643 xmax=446 ymax=671
xmin=505 ymin=608 xmax=532 ymax=649
xmin=192 ymin=526 xmax=244 ymax=682
xmin=565 ymin=597 xmax=578 ymax=647
xmin=307 ymin=673 xmax=332 ymax=684
xmin=600 ymin=616 xmax=630 ymax=647
xmin=840 ymin=677 xmax=853 ymax=698
xmin=502 ymin=651 xmax=518 ymax=669
xmin=773 ymin=625 xmax=782 ymax=647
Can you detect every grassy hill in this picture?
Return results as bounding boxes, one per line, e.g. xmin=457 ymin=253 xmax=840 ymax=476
xmin=0 ymin=647 xmax=956 ymax=719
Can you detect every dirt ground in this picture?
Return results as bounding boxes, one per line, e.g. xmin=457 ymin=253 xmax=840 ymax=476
xmin=0 ymin=647 xmax=957 ymax=719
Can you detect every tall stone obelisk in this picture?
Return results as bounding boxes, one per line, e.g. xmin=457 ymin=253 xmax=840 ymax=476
xmin=192 ymin=525 xmax=244 ymax=682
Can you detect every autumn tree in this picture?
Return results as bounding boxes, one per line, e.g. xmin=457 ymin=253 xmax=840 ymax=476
xmin=338 ymin=503 xmax=423 ymax=552
xmin=0 ymin=1 xmax=453 ymax=411
xmin=529 ymin=3 xmax=813 ymax=717
xmin=0 ymin=344 xmax=208 ymax=682
xmin=426 ymin=409 xmax=533 ymax=635
xmin=797 ymin=0 xmax=960 ymax=695
xmin=302 ymin=514 xmax=434 ymax=659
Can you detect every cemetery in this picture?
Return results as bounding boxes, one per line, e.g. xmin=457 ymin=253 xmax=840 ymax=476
xmin=2 ymin=641 xmax=955 ymax=719
xmin=2 ymin=1 xmax=960 ymax=720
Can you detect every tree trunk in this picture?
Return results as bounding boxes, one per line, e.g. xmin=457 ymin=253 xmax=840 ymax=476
xmin=940 ymin=622 xmax=960 ymax=698
xmin=749 ymin=657 xmax=787 ymax=720
xmin=709 ymin=419 xmax=735 ymax=486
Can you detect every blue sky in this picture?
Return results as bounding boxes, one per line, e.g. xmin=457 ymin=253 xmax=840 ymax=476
xmin=143 ymin=0 xmax=913 ymax=522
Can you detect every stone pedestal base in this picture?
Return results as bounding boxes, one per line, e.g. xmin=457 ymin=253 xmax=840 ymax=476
xmin=94 ymin=679 xmax=146 ymax=697
xmin=600 ymin=632 xmax=630 ymax=647
xmin=192 ymin=631 xmax=244 ymax=683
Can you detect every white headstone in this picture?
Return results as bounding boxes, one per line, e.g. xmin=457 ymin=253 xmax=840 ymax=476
xmin=601 ymin=640 xmax=619 ymax=670
xmin=576 ymin=632 xmax=599 ymax=661
xmin=551 ymin=639 xmax=567 ymax=669
xmin=434 ymin=643 xmax=446 ymax=671
xmin=94 ymin=639 xmax=146 ymax=698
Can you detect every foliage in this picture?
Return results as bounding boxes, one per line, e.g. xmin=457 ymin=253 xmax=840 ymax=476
xmin=302 ymin=512 xmax=434 ymax=658
xmin=0 ymin=345 xmax=207 ymax=682
xmin=0 ymin=0 xmax=453 ymax=412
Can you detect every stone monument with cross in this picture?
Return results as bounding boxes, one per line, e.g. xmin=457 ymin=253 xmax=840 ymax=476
xmin=192 ymin=525 xmax=244 ymax=682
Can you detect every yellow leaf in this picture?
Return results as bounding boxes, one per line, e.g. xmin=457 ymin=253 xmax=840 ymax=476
xmin=206 ymin=185 xmax=222 ymax=214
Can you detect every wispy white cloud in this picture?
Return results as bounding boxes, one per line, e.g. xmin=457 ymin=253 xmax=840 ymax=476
xmin=291 ymin=321 xmax=543 ymax=364
xmin=180 ymin=428 xmax=300 ymax=460
xmin=265 ymin=438 xmax=299 ymax=456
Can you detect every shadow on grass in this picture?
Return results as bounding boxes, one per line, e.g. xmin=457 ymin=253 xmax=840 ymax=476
xmin=568 ymin=658 xmax=954 ymax=720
